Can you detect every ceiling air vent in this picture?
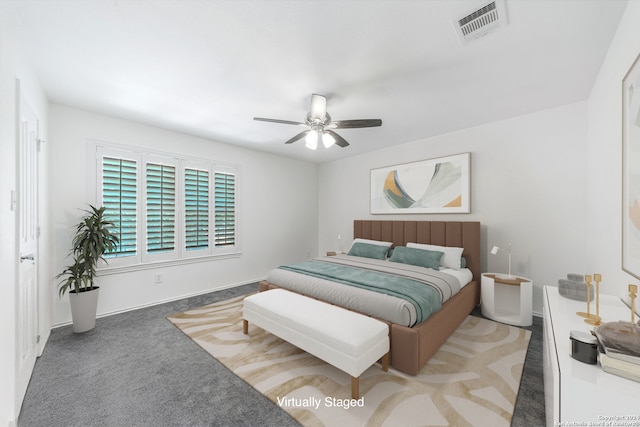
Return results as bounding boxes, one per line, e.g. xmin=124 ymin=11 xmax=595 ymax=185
xmin=454 ymin=0 xmax=507 ymax=44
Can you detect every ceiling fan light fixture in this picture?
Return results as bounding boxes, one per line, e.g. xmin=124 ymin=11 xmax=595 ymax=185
xmin=254 ymin=93 xmax=382 ymax=150
xmin=305 ymin=130 xmax=318 ymax=150
xmin=322 ymin=132 xmax=335 ymax=148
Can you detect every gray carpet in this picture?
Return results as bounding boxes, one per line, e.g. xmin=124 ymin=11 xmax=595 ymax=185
xmin=493 ymin=307 xmax=545 ymax=427
xmin=19 ymin=283 xmax=544 ymax=426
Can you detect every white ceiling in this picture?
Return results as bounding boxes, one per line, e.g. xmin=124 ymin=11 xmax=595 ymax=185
xmin=6 ymin=0 xmax=628 ymax=163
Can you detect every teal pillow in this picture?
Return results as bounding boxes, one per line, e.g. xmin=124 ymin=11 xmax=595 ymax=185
xmin=389 ymin=246 xmax=443 ymax=270
xmin=461 ymin=256 xmax=467 ymax=268
xmin=347 ymin=242 xmax=389 ymax=260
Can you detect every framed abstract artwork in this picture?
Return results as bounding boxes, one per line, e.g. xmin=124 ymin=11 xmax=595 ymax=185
xmin=622 ymin=53 xmax=640 ymax=279
xmin=370 ymin=152 xmax=471 ymax=214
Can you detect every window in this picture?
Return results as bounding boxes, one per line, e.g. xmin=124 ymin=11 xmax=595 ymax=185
xmin=94 ymin=142 xmax=239 ymax=268
xmin=146 ymin=162 xmax=176 ymax=253
xmin=102 ymin=156 xmax=138 ymax=258
xmin=185 ymin=168 xmax=209 ymax=250
xmin=214 ymin=172 xmax=235 ymax=247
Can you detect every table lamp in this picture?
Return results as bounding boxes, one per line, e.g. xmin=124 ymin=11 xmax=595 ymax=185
xmin=491 ymin=243 xmax=512 ymax=278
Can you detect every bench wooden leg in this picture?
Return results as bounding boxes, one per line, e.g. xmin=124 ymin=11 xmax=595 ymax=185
xmin=381 ymin=352 xmax=389 ymax=372
xmin=243 ymin=319 xmax=248 ymax=335
xmin=351 ymin=376 xmax=359 ymax=399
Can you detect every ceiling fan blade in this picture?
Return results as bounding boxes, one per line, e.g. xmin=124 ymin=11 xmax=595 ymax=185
xmin=332 ymin=119 xmax=382 ymax=129
xmin=309 ymin=94 xmax=327 ymax=120
xmin=254 ymin=117 xmax=307 ymax=126
xmin=326 ymin=130 xmax=349 ymax=148
xmin=284 ymin=130 xmax=311 ymax=145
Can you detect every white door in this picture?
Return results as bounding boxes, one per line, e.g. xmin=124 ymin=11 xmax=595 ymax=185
xmin=16 ymin=91 xmax=40 ymax=414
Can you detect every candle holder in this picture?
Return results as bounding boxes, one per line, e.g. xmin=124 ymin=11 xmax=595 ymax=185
xmin=577 ymin=275 xmax=596 ymax=319
xmin=585 ymin=274 xmax=602 ymax=326
xmin=630 ymin=284 xmax=638 ymax=324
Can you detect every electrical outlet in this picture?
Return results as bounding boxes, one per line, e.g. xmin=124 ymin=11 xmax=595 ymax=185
xmin=154 ymin=273 xmax=163 ymax=284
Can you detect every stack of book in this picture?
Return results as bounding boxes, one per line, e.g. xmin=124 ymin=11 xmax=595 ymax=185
xmin=594 ymin=321 xmax=640 ymax=383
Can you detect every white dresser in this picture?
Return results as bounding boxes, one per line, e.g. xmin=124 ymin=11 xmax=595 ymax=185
xmin=543 ymin=285 xmax=640 ymax=426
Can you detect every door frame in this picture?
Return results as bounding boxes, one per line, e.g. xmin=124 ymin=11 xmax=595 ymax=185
xmin=14 ymin=79 xmax=42 ymax=417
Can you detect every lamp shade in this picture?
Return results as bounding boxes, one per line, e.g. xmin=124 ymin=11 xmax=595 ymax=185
xmin=322 ymin=132 xmax=335 ymax=148
xmin=305 ymin=130 xmax=318 ymax=150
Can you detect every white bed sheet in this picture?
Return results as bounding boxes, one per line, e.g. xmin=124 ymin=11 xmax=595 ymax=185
xmin=438 ymin=267 xmax=473 ymax=289
xmin=266 ymin=256 xmax=474 ymax=327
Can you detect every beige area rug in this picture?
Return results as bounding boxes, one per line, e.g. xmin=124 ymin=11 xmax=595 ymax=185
xmin=168 ymin=294 xmax=531 ymax=427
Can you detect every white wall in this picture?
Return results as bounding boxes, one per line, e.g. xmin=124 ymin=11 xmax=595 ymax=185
xmin=319 ymin=102 xmax=589 ymax=316
xmin=49 ymin=105 xmax=318 ymax=325
xmin=0 ymin=2 xmax=51 ymax=425
xmin=3 ymin=2 xmax=635 ymax=422
xmin=587 ymin=0 xmax=640 ymax=301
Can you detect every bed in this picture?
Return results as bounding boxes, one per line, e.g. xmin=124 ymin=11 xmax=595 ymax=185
xmin=259 ymin=220 xmax=481 ymax=375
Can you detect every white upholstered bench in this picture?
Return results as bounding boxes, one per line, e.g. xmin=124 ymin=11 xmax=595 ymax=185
xmin=242 ymin=289 xmax=390 ymax=399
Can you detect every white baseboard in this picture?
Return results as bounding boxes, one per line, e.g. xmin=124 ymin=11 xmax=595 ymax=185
xmin=52 ymin=278 xmax=263 ymax=329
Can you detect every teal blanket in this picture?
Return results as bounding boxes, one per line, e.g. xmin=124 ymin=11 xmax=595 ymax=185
xmin=279 ymin=260 xmax=442 ymax=323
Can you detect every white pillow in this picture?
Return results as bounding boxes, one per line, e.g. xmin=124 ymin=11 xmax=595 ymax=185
xmin=407 ymin=242 xmax=464 ymax=270
xmin=348 ymin=238 xmax=393 ymax=252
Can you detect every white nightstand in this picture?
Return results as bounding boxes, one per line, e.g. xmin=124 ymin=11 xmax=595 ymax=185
xmin=481 ymin=273 xmax=533 ymax=326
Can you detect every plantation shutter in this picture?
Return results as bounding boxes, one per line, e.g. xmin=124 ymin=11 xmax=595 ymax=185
xmin=93 ymin=141 xmax=240 ymax=266
xmin=214 ymin=172 xmax=235 ymax=246
xmin=184 ymin=168 xmax=209 ymax=250
xmin=146 ymin=163 xmax=175 ymax=253
xmin=102 ymin=156 xmax=137 ymax=257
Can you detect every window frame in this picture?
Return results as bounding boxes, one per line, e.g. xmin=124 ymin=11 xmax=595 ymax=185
xmin=88 ymin=139 xmax=240 ymax=272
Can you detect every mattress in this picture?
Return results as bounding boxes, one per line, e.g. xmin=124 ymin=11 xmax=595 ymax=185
xmin=265 ymin=254 xmax=472 ymax=327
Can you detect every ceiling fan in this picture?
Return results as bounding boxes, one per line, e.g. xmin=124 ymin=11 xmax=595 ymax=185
xmin=253 ymin=94 xmax=382 ymax=150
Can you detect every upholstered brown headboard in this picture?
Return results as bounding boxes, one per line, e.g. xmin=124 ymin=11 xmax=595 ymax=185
xmin=353 ymin=220 xmax=481 ymax=283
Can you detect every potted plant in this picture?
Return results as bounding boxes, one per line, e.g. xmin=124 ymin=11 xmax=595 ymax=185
xmin=56 ymin=205 xmax=119 ymax=333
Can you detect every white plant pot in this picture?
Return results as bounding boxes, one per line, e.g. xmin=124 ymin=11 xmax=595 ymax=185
xmin=69 ymin=287 xmax=100 ymax=333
